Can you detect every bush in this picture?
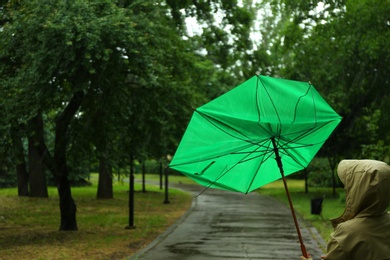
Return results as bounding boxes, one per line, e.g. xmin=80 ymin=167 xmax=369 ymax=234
xmin=307 ymin=158 xmax=342 ymax=188
xmin=0 ymin=168 xmax=17 ymax=188
xmin=134 ymin=159 xmax=164 ymax=174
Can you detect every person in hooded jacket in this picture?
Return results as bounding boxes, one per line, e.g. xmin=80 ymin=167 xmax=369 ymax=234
xmin=300 ymin=159 xmax=390 ymax=260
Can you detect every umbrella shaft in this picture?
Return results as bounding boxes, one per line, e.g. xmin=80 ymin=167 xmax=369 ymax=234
xmin=281 ymin=171 xmax=308 ymax=257
xmin=271 ymin=137 xmax=308 ymax=258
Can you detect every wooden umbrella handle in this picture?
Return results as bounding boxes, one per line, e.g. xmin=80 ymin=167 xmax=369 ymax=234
xmin=271 ymin=137 xmax=309 ymax=258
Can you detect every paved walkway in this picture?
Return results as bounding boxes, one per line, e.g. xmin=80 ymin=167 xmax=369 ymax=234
xmin=130 ymin=183 xmax=326 ymax=260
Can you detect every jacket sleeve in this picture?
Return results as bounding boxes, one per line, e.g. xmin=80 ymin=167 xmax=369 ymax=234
xmin=323 ymin=233 xmax=347 ymax=260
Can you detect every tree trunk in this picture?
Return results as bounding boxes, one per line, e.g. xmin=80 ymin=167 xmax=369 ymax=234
xmin=54 ymin=153 xmax=78 ymax=231
xmin=304 ymin=168 xmax=309 ymax=194
xmin=16 ymin=162 xmax=29 ymax=197
xmin=142 ymin=160 xmax=146 ymax=193
xmin=30 ymin=92 xmax=83 ymax=230
xmin=328 ymin=156 xmax=338 ymax=197
xmin=127 ymin=153 xmax=135 ymax=228
xmin=28 ymin=115 xmax=48 ymax=198
xmin=53 ymin=91 xmax=84 ymax=231
xmin=159 ymin=160 xmax=163 ymax=190
xmin=97 ymin=157 xmax=113 ymax=199
xmin=12 ymin=130 xmax=29 ymax=196
xmin=58 ymin=174 xmax=78 ymax=231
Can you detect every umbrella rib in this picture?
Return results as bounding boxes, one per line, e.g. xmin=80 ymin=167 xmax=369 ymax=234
xmin=169 ymin=143 xmax=253 ymax=168
xmin=275 ymin=120 xmax=339 ymax=169
xmin=196 ymin=145 xmax=268 ymax=196
xmin=245 ymin=141 xmax=275 ymax=194
xmin=257 ymin=75 xmax=282 ymax=132
xmin=255 ymin=75 xmax=264 ymax=125
xmin=231 ymin=148 xmax=273 ymax=164
xmin=310 ymin=82 xmax=318 ymax=127
xmin=169 ymin=138 xmax=268 ymax=168
xmin=280 ymin=120 xmax=339 ymax=149
xmin=254 ymin=76 xmax=275 ymax=136
xmin=291 ymin=83 xmax=313 ymax=124
xmin=195 ymin=109 xmax=260 ymax=146
xmin=170 ymin=109 xmax=273 ymax=168
xmin=275 ymin=137 xmax=307 ymax=169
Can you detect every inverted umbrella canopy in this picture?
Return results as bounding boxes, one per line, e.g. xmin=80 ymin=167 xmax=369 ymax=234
xmin=169 ymin=75 xmax=342 ymax=257
xmin=169 ymin=75 xmax=341 ymax=193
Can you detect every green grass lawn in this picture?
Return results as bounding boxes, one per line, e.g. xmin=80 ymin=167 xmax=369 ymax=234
xmin=0 ymin=174 xmax=192 ymax=259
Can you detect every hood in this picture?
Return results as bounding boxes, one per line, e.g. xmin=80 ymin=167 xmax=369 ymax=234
xmin=331 ymin=159 xmax=390 ymax=228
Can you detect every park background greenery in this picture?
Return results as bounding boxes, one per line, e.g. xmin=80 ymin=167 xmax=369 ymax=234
xmin=0 ymin=0 xmax=389 ymax=258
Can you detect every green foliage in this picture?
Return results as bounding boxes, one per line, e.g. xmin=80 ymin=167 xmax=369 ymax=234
xmin=307 ymin=158 xmax=342 ymax=188
xmin=361 ymin=140 xmax=390 ymax=163
xmin=266 ymin=0 xmax=390 ymax=159
xmin=0 ymin=0 xmax=204 ymax=177
xmin=133 ymin=159 xmax=160 ymax=174
xmin=0 ymin=169 xmax=17 ymax=188
xmin=0 ymin=0 xmax=206 ymax=227
xmin=309 ymin=165 xmax=333 ymax=188
xmin=168 ymin=0 xmax=257 ymax=89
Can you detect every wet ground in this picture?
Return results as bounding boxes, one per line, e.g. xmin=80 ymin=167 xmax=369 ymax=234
xmin=130 ymin=183 xmax=326 ymax=260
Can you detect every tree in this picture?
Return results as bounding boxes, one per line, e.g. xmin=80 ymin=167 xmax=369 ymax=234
xmin=0 ymin=0 xmax=162 ymax=230
xmin=166 ymin=0 xmax=258 ymax=93
xmin=1 ymin=0 xmax=216 ymax=228
xmin=267 ymin=0 xmax=390 ymax=160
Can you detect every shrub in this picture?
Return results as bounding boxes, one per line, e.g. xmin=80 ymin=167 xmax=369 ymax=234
xmin=307 ymin=158 xmax=342 ymax=188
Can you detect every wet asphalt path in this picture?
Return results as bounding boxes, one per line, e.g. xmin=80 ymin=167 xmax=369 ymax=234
xmin=130 ymin=183 xmax=326 ymax=260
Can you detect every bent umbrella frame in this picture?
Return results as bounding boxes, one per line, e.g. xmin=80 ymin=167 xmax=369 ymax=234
xmin=169 ymin=74 xmax=342 ymax=257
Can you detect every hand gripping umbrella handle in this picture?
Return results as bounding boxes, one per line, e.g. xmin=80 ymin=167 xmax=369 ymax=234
xmin=271 ymin=138 xmax=308 ymax=258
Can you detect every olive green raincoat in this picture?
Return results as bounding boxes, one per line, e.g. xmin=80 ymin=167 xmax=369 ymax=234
xmin=325 ymin=160 xmax=390 ymax=260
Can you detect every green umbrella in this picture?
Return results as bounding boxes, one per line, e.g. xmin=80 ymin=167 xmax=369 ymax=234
xmin=169 ymin=74 xmax=341 ymax=257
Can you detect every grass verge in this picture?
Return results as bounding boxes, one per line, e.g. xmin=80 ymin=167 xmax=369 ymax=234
xmin=0 ymin=174 xmax=192 ymax=260
xmin=258 ymin=179 xmax=345 ymax=242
